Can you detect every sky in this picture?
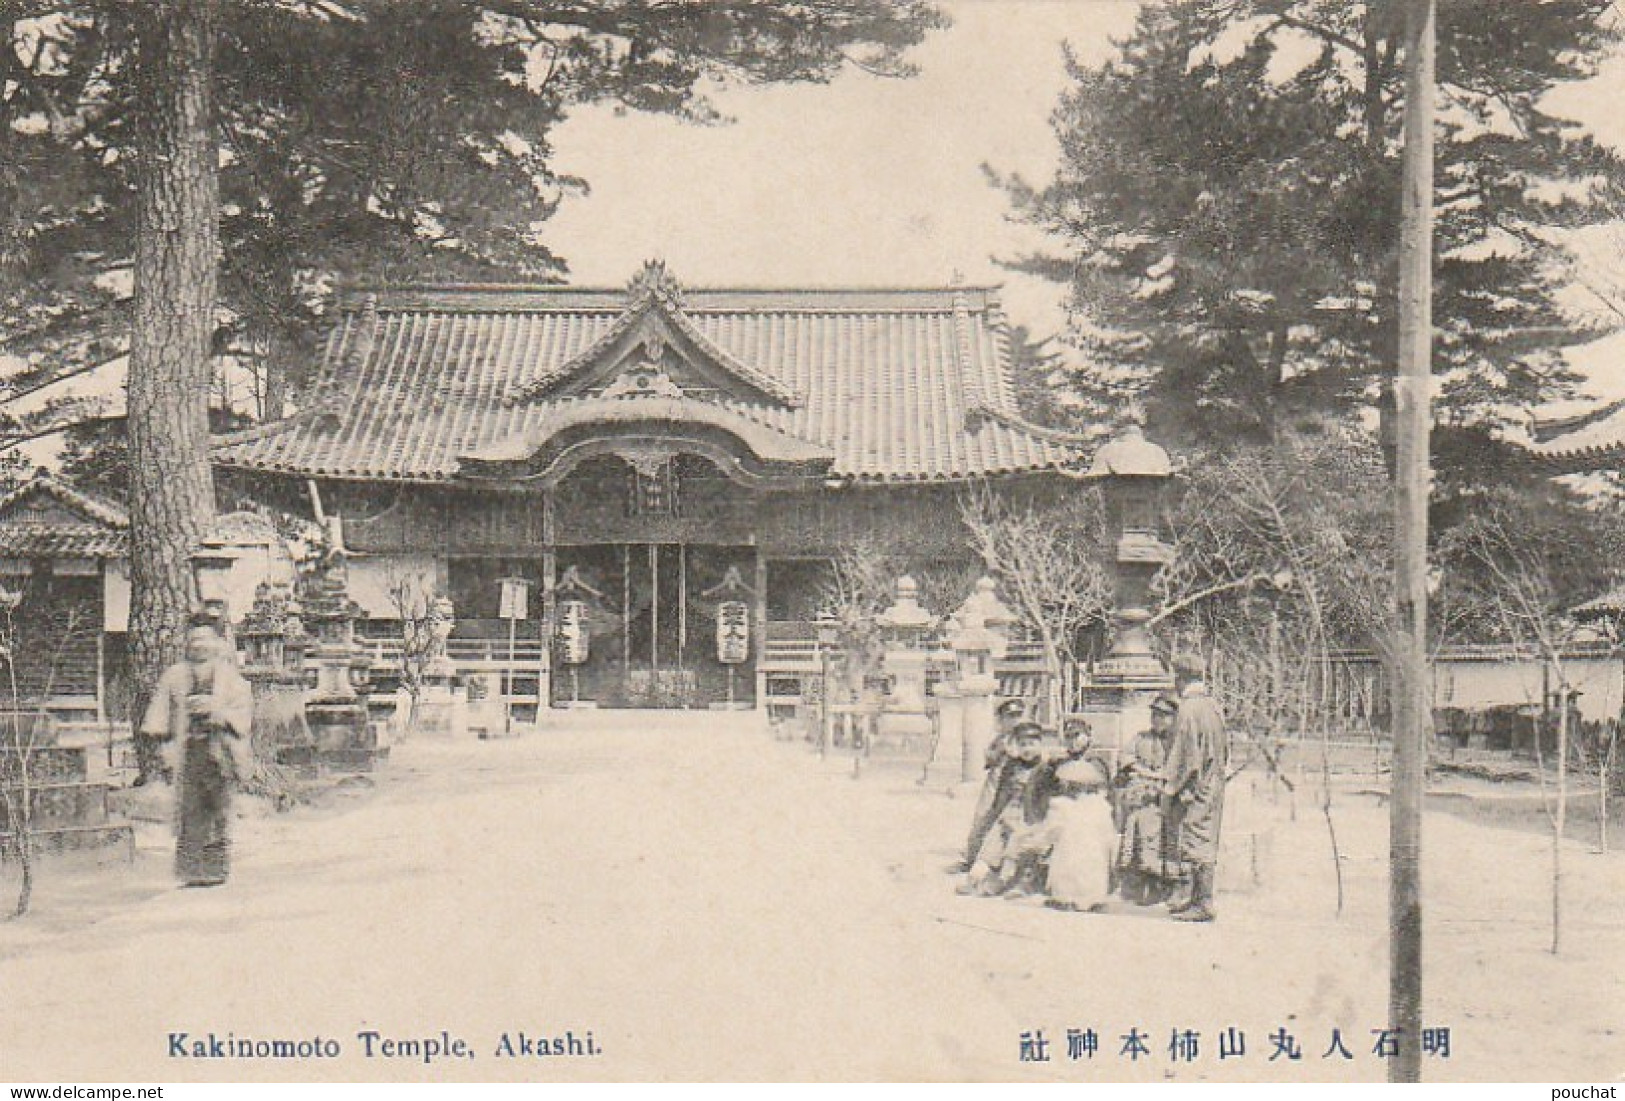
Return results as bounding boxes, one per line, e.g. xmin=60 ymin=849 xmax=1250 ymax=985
xmin=541 ymin=0 xmax=1625 ymax=398
xmin=541 ymin=0 xmax=1148 ymax=337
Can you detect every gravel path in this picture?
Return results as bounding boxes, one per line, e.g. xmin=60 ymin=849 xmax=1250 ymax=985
xmin=2 ymin=711 xmax=1620 ymax=1082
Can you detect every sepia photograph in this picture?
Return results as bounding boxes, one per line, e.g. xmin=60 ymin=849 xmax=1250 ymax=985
xmin=1 ymin=0 xmax=1623 ymax=1087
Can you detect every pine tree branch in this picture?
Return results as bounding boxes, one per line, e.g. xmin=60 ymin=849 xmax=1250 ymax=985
xmin=1263 ymin=12 xmax=1367 ymax=60
xmin=0 ymin=411 xmax=121 ymax=457
xmin=0 ymin=351 xmax=125 ymax=409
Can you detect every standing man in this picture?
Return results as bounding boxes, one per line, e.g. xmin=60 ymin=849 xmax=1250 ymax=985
xmin=140 ymin=614 xmax=254 ymax=887
xmin=1160 ymin=653 xmax=1228 ymax=923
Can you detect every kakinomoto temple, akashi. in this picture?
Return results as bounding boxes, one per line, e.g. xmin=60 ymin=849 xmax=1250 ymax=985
xmin=211 ymin=262 xmax=1091 ymax=713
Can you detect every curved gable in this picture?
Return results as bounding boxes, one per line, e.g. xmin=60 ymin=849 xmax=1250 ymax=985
xmin=458 ymin=396 xmax=835 ymax=489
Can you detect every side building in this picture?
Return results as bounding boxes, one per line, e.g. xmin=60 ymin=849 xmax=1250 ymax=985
xmin=212 ymin=263 xmax=1090 ymax=713
xmin=0 ymin=474 xmax=130 ymax=722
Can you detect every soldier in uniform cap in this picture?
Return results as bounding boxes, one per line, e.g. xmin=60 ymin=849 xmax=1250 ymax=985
xmin=1160 ymin=652 xmax=1229 ymax=922
xmin=954 ymin=697 xmax=1029 ymax=872
xmin=957 ymin=720 xmax=1046 ymax=895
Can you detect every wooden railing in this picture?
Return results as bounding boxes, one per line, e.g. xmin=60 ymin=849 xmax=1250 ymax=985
xmin=354 ymin=620 xmax=547 ymax=704
xmin=354 ymin=635 xmax=549 ymax=668
xmin=761 ymin=632 xmax=1048 ymax=670
xmin=759 ymin=621 xmax=1059 ymax=721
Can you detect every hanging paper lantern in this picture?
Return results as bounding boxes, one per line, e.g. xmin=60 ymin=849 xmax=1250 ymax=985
xmin=717 ymin=600 xmax=750 ymax=665
xmin=556 ymin=600 xmax=591 ymax=665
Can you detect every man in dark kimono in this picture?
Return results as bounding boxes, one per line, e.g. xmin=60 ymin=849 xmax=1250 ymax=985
xmin=1160 ymin=653 xmax=1228 ymax=922
xmin=141 ymin=616 xmax=254 ymax=887
xmin=955 ymin=697 xmax=1028 ymax=872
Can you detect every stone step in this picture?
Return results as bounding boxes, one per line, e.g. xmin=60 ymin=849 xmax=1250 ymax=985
xmin=1 ymin=781 xmax=111 ymax=828
xmin=318 ymin=747 xmax=390 ymax=774
xmin=859 ymin=752 xmax=934 ymax=771
xmin=865 ymin=731 xmax=937 ymax=759
xmin=1 ymin=823 xmax=134 ymax=863
xmin=275 ymin=744 xmax=390 ymax=776
xmin=54 ymin=723 xmax=130 ymax=751
xmin=275 ymin=745 xmax=318 ymax=769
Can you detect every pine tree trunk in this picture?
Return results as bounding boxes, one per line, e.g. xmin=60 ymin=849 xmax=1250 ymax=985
xmin=261 ymin=347 xmax=288 ymax=423
xmin=260 ymin=324 xmax=300 ymax=422
xmin=126 ymin=0 xmax=219 ymax=727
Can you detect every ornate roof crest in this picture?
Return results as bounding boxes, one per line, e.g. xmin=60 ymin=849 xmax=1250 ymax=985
xmin=600 ymin=365 xmax=686 ymax=401
xmin=626 ymin=259 xmax=684 ymax=307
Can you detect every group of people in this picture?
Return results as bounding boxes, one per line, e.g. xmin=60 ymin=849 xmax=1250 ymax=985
xmin=955 ymin=653 xmax=1229 ymax=923
xmin=133 ymin=616 xmax=1234 ymax=910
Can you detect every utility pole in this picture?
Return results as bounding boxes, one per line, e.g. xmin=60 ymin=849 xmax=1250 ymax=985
xmin=1390 ymin=0 xmax=1435 ymax=1085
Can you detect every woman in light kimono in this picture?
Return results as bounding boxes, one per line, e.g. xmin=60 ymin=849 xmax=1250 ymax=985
xmin=1041 ymin=722 xmax=1117 ymax=913
xmin=141 ymin=618 xmax=255 ymax=887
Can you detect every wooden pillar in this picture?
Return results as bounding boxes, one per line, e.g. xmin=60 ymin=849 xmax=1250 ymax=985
xmin=650 ymin=543 xmax=660 ymax=674
xmin=754 ymin=546 xmax=769 ymax=712
xmin=541 ymin=490 xmax=556 ymax=709
xmin=677 ymin=543 xmax=687 ymax=675
xmin=94 ymin=626 xmax=107 ymax=727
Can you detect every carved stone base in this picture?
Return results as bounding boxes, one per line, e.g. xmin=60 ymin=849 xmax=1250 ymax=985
xmin=868 ymin=711 xmax=935 ymax=764
xmin=1074 ymin=683 xmax=1168 ymax=763
xmin=409 ymin=686 xmax=467 ymax=740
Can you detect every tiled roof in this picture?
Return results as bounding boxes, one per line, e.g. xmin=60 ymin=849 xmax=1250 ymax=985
xmin=1527 ymin=396 xmax=1625 ymax=473
xmin=0 ymin=474 xmax=128 ymax=558
xmin=0 ymin=526 xmax=126 ymax=559
xmin=460 ymin=395 xmax=835 ymax=469
xmin=1573 ymin=584 xmax=1625 ymax=619
xmin=0 ymin=474 xmax=128 ymax=530
xmin=213 ymin=273 xmax=1089 ymax=485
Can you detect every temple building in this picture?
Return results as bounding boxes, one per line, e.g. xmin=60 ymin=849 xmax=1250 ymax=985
xmin=213 ymin=262 xmax=1088 ymax=712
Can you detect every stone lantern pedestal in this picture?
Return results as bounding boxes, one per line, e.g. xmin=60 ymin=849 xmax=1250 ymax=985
xmin=928 ymin=680 xmax=965 ymax=785
xmin=1072 ymin=425 xmax=1174 ymax=765
xmin=411 ymin=676 xmax=466 ymax=739
xmin=927 ymin=577 xmax=1013 ymax=786
xmin=869 ymin=577 xmax=938 ymax=764
xmin=299 ymin=556 xmax=385 ymax=771
xmin=237 ymin=582 xmax=314 ymax=773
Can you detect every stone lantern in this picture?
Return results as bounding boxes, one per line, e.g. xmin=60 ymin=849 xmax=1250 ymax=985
xmin=814 ymin=608 xmax=840 ymax=756
xmin=298 ymin=550 xmax=384 ymax=771
xmin=238 ymin=581 xmax=315 ymax=769
xmin=929 ymin=577 xmax=1016 ymax=785
xmin=870 ymin=576 xmax=938 ymax=761
xmin=189 ymin=542 xmax=238 ymax=638
xmin=238 ymin=582 xmax=307 ymax=675
xmin=190 ymin=511 xmax=294 ymax=640
xmin=1072 ymin=423 xmax=1175 ymax=757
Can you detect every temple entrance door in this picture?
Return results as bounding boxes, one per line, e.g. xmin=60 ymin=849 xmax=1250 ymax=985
xmin=551 ymin=543 xmax=757 ymax=709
